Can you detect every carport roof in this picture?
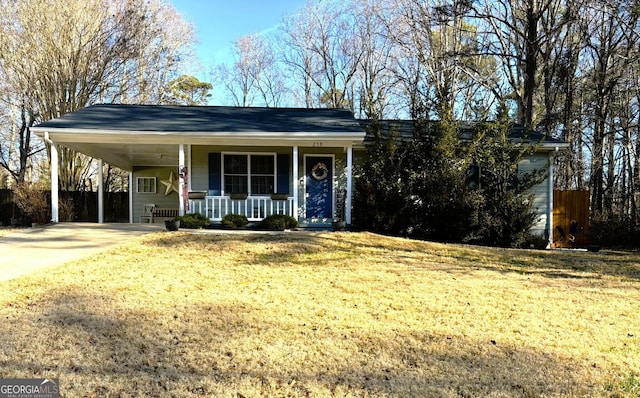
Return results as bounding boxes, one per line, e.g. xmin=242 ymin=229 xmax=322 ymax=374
xmin=33 ymin=104 xmax=365 ymax=133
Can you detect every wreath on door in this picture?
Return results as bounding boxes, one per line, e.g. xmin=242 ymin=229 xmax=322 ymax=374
xmin=311 ymin=162 xmax=329 ymax=181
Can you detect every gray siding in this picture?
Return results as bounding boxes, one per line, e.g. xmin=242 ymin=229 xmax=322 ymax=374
xmin=132 ymin=166 xmax=179 ymax=222
xmin=518 ymin=153 xmax=551 ymax=237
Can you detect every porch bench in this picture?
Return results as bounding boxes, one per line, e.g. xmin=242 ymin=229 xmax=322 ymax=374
xmin=152 ymin=208 xmax=179 ymax=223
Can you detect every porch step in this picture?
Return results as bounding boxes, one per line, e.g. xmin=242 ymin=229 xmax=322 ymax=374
xmin=297 ymin=223 xmax=333 ymax=231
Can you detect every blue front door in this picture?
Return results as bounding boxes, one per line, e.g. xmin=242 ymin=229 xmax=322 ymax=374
xmin=306 ymin=156 xmax=333 ymax=219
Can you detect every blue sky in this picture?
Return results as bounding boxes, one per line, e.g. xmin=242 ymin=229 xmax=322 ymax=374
xmin=170 ymin=0 xmax=306 ymax=73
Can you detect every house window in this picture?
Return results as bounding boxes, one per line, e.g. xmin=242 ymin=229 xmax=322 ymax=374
xmin=224 ymin=154 xmax=248 ymax=193
xmin=223 ymin=154 xmax=275 ymax=195
xmin=251 ymin=155 xmax=275 ymax=195
xmin=136 ymin=177 xmax=156 ymax=193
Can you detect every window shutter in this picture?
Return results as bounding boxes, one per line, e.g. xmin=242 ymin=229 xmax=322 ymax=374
xmin=277 ymin=154 xmax=290 ymax=194
xmin=208 ymin=153 xmax=222 ymax=195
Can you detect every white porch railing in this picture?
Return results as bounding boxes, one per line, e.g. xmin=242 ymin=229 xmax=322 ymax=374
xmin=188 ymin=196 xmax=295 ymax=222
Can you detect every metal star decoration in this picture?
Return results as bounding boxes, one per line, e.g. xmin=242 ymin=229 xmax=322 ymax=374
xmin=160 ymin=171 xmax=179 ymax=196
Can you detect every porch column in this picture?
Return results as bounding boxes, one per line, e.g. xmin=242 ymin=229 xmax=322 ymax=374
xmin=98 ymin=159 xmax=104 ymax=224
xmin=346 ymin=145 xmax=353 ymax=224
xmin=47 ymin=132 xmax=59 ymax=223
xmin=186 ymin=144 xmax=192 ymax=188
xmin=129 ymin=171 xmax=133 ymax=224
xmin=178 ymin=144 xmax=185 ymax=216
xmin=547 ymin=152 xmax=555 ymax=247
xmin=293 ymin=145 xmax=299 ymax=220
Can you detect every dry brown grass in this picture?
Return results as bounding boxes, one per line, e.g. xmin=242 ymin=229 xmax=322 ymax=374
xmin=0 ymin=231 xmax=638 ymax=397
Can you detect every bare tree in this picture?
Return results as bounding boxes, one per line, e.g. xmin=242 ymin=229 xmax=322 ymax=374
xmin=472 ymin=0 xmax=571 ymax=127
xmin=215 ymin=33 xmax=286 ymax=107
xmin=351 ymin=0 xmax=396 ymax=119
xmin=382 ymin=0 xmax=490 ymax=119
xmin=580 ymin=0 xmax=640 ymax=214
xmin=280 ymin=0 xmax=363 ymax=109
xmin=280 ymin=5 xmax=321 ymax=108
xmin=110 ymin=0 xmax=196 ymax=105
xmin=0 ymin=94 xmax=42 ymax=185
xmin=0 ymin=0 xmax=195 ymax=188
xmin=549 ymin=1 xmax=589 ymax=191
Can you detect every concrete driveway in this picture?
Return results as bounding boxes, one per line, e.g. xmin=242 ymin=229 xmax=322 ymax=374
xmin=0 ymin=223 xmax=163 ymax=282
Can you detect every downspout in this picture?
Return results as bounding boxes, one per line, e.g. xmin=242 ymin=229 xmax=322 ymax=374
xmin=43 ymin=132 xmax=59 ymax=223
xmin=547 ymin=147 xmax=558 ymax=248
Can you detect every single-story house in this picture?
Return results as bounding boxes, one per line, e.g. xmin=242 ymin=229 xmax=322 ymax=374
xmin=31 ymin=104 xmax=568 ymax=239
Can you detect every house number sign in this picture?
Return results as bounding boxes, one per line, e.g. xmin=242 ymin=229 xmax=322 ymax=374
xmin=312 ymin=142 xmax=324 ymax=147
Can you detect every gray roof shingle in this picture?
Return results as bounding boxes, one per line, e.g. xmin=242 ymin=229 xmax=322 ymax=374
xmin=34 ymin=104 xmax=365 ymax=134
xmin=359 ymin=119 xmax=567 ymax=145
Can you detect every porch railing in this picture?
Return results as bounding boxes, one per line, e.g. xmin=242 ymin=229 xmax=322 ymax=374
xmin=188 ymin=195 xmax=295 ymax=222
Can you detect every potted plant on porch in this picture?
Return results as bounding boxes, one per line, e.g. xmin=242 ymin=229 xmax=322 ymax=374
xmin=165 ymin=217 xmax=180 ymax=231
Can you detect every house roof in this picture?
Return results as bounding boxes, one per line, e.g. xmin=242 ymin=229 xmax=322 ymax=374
xmin=34 ymin=104 xmax=365 ymax=134
xmin=31 ymin=104 xmax=367 ymax=170
xmin=31 ymin=104 xmax=567 ymax=171
xmin=360 ymin=119 xmax=569 ymax=151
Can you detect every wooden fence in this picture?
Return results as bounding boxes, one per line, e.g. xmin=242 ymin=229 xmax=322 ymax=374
xmin=0 ymin=189 xmax=129 ymax=226
xmin=552 ymin=190 xmax=590 ymax=248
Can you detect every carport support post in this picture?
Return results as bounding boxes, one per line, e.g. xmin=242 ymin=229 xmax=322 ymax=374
xmin=547 ymin=154 xmax=554 ymax=247
xmin=128 ymin=172 xmax=133 ymax=224
xmin=346 ymin=145 xmax=353 ymax=224
xmin=293 ymin=145 xmax=299 ymax=220
xmin=179 ymin=144 xmax=185 ymax=216
xmin=98 ymin=159 xmax=104 ymax=224
xmin=47 ymin=133 xmax=59 ymax=223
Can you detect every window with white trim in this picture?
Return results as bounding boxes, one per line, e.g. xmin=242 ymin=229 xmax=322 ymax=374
xmin=223 ymin=154 xmax=275 ymax=195
xmin=136 ymin=177 xmax=156 ymax=193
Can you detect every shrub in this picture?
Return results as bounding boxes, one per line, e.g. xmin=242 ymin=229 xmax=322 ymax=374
xmin=517 ymin=233 xmax=549 ymax=250
xmin=13 ymin=182 xmax=49 ymax=225
xmin=463 ymin=118 xmax=545 ymax=248
xmin=354 ymin=114 xmax=544 ymax=248
xmin=353 ymin=122 xmax=414 ymax=235
xmin=59 ymin=196 xmax=75 ymax=222
xmin=221 ymin=213 xmax=248 ymax=229
xmin=589 ymin=213 xmax=640 ymax=248
xmin=259 ymin=214 xmax=298 ymax=230
xmin=176 ymin=212 xmax=210 ymax=229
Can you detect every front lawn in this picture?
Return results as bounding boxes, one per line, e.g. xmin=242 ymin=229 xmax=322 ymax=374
xmin=1 ymin=232 xmax=638 ymax=397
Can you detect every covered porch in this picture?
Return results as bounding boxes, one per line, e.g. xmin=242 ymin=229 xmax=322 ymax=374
xmin=31 ymin=105 xmax=366 ymax=227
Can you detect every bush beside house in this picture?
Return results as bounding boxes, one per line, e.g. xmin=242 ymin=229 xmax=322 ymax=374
xmin=177 ymin=213 xmax=211 ymax=229
xmin=259 ymin=215 xmax=298 ymax=231
xmin=221 ymin=214 xmax=249 ymax=229
xmin=354 ymin=116 xmax=545 ymax=248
